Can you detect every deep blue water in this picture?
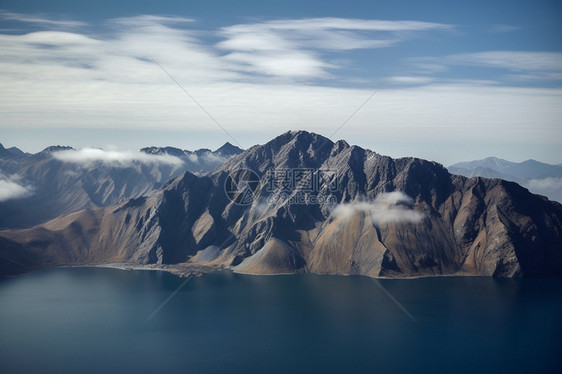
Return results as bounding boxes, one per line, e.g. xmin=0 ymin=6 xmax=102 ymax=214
xmin=1 ymin=268 xmax=561 ymax=374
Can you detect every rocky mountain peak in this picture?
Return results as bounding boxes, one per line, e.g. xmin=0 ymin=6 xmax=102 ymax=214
xmin=330 ymin=140 xmax=350 ymax=156
xmin=140 ymin=146 xmax=185 ymax=157
xmin=216 ymin=131 xmax=337 ymax=173
xmin=40 ymin=145 xmax=74 ymax=153
xmin=0 ymin=143 xmax=26 ymax=158
xmin=215 ymin=142 xmax=244 ymax=157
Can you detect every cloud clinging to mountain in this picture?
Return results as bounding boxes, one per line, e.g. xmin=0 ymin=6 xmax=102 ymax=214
xmin=0 ymin=173 xmax=33 ymax=202
xmin=331 ymin=191 xmax=424 ymax=224
xmin=52 ymin=148 xmax=184 ymax=167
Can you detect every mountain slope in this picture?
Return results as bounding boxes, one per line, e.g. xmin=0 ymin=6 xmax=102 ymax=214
xmin=0 ymin=143 xmax=243 ymax=229
xmin=1 ymin=131 xmax=561 ymax=278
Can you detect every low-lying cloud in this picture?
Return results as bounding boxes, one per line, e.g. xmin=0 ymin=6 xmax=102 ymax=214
xmin=52 ymin=148 xmax=184 ymax=167
xmin=186 ymin=152 xmax=228 ymax=165
xmin=524 ymin=177 xmax=562 ymax=203
xmin=331 ymin=191 xmax=424 ymax=224
xmin=0 ymin=173 xmax=33 ymax=202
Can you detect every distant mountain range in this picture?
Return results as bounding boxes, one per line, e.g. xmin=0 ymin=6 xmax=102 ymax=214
xmin=1 ymin=131 xmax=561 ymax=278
xmin=0 ymin=142 xmax=242 ymax=228
xmin=448 ymin=157 xmax=562 ymax=203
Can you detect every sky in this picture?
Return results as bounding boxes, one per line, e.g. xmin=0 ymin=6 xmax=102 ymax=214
xmin=0 ymin=0 xmax=561 ymax=165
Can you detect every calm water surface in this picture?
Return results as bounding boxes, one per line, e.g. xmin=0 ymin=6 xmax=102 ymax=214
xmin=1 ymin=268 xmax=561 ymax=373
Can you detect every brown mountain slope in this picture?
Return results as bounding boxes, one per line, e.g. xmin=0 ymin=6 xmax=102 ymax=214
xmin=1 ymin=131 xmax=561 ymax=278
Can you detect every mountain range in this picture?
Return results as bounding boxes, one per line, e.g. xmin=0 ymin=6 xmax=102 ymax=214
xmin=0 ymin=142 xmax=242 ymax=229
xmin=448 ymin=157 xmax=562 ymax=203
xmin=1 ymin=131 xmax=561 ymax=278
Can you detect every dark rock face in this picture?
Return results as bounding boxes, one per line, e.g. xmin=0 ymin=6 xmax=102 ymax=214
xmin=1 ymin=131 xmax=561 ymax=278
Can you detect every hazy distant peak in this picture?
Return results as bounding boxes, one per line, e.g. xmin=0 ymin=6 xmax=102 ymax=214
xmin=0 ymin=143 xmax=26 ymax=158
xmin=450 ymin=156 xmax=562 ymax=180
xmin=6 ymin=147 xmax=25 ymax=157
xmin=520 ymin=159 xmax=545 ymax=166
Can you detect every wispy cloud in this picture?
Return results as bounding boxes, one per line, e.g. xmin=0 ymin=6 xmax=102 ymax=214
xmin=237 ymin=18 xmax=451 ymax=32
xmin=447 ymin=51 xmax=562 ymax=73
xmin=186 ymin=151 xmax=228 ymax=165
xmin=393 ymin=76 xmax=435 ymax=85
xmin=331 ymin=192 xmax=424 ymax=224
xmin=223 ymin=50 xmax=332 ymax=78
xmin=410 ymin=51 xmax=562 ymax=84
xmin=52 ymin=148 xmax=184 ymax=167
xmin=218 ymin=18 xmax=451 ymax=78
xmin=0 ymin=172 xmax=33 ymax=201
xmin=110 ymin=15 xmax=194 ymax=27
xmin=0 ymin=10 xmax=86 ymax=28
xmin=0 ymin=13 xmax=561 ymax=161
xmin=489 ymin=24 xmax=519 ymax=34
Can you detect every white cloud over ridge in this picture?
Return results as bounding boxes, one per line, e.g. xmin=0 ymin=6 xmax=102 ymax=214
xmin=52 ymin=148 xmax=184 ymax=167
xmin=0 ymin=173 xmax=33 ymax=201
xmin=331 ymin=192 xmax=424 ymax=224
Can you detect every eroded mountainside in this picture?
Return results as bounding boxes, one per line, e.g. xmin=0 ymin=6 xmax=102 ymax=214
xmin=1 ymin=131 xmax=561 ymax=278
xmin=0 ymin=142 xmax=242 ymax=229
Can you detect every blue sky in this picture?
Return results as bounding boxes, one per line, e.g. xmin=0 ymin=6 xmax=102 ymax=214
xmin=0 ymin=0 xmax=561 ymax=164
